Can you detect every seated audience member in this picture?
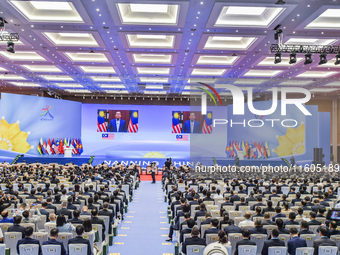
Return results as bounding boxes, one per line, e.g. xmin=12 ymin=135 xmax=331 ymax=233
xmin=249 ymin=219 xmax=267 ymax=235
xmin=81 ymin=206 xmax=91 ymax=216
xmin=40 ymin=202 xmax=50 ymax=221
xmin=56 ymin=215 xmax=75 ymax=233
xmin=203 ymin=230 xmax=230 ymax=254
xmin=272 ymin=206 xmax=286 ymax=221
xmin=98 ymin=202 xmax=114 ymax=234
xmin=287 ymin=227 xmax=307 ymax=255
xmin=262 ymin=229 xmax=285 ymax=255
xmin=8 ymin=215 xmax=25 ymax=238
xmin=91 ymin=208 xmax=105 ymax=241
xmin=252 ymin=206 xmax=264 ymax=221
xmin=180 ymin=218 xmax=195 ymax=243
xmin=42 ymin=228 xmax=66 ymax=255
xmin=17 ymin=226 xmax=41 ymax=255
xmin=235 ymin=197 xmax=247 ymax=211
xmin=299 ymin=220 xmax=314 ymax=235
xmin=67 ymin=225 xmax=92 ymax=255
xmin=56 ymin=202 xmax=72 ymax=219
xmin=284 ymin=212 xmax=299 ymax=226
xmin=0 ymin=210 xmax=14 ymax=223
xmin=224 ymin=219 xmax=242 ymax=234
xmin=328 ymin=221 xmax=340 ymax=237
xmin=68 ymin=210 xmax=84 ymax=224
xmin=194 ymin=203 xmax=207 ymax=221
xmin=262 ymin=201 xmax=275 ymax=213
xmin=49 ymin=213 xmax=57 ymax=224
xmin=313 ymin=226 xmax=337 ymax=255
xmin=238 ymin=212 xmax=254 ymax=228
xmin=235 ymin=229 xmax=256 ymax=255
xmin=182 ymin=227 xmax=206 ymax=254
xmin=83 ymin=219 xmax=96 ymax=254
xmin=22 ymin=206 xmax=41 ymax=223
xmin=276 ymin=218 xmax=290 ymax=234
xmin=200 ymin=212 xmax=213 ymax=226
xmin=262 ymin=213 xmax=275 ymax=225
xmin=308 ymin=211 xmax=322 ymax=226
xmin=203 ymin=218 xmax=219 ymax=238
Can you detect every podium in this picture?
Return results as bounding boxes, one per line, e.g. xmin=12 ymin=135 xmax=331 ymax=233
xmin=64 ymin=147 xmax=73 ymax=157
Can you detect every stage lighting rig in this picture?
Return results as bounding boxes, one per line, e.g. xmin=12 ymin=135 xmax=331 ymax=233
xmin=319 ymin=53 xmax=327 ymax=65
xmin=304 ymin=53 xmax=313 ymax=65
xmin=0 ymin=17 xmax=20 ymax=43
xmin=7 ymin=41 xmax=15 ymax=53
xmin=289 ymin=52 xmax=296 ymax=64
xmin=335 ymin=54 xmax=340 ymax=65
xmin=274 ymin=52 xmax=281 ymax=64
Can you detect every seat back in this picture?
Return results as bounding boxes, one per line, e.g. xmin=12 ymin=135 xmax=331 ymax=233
xmin=42 ymin=245 xmax=61 ymax=255
xmin=295 ymin=247 xmax=314 ymax=255
xmin=68 ymin=244 xmax=88 ymax=255
xmin=36 ymin=215 xmax=47 ymax=231
xmin=5 ymin=232 xmax=22 ymax=255
xmin=285 ymin=225 xmax=301 ymax=231
xmin=19 ymin=244 xmax=39 ymax=255
xmin=32 ymin=232 xmax=48 ymax=245
xmin=200 ymin=224 xmax=211 ymax=238
xmin=238 ymin=245 xmax=257 ymax=255
xmin=278 ymin=234 xmax=291 ymax=246
xmin=263 ymin=225 xmax=277 ymax=236
xmin=83 ymin=231 xmax=95 ymax=253
xmin=268 ymin=247 xmax=287 ymax=255
xmin=300 ymin=234 xmax=317 ymax=247
xmin=250 ymin=234 xmax=267 ymax=255
xmin=318 ymin=246 xmax=337 ymax=255
xmin=0 ymin=223 xmax=13 ymax=233
xmin=57 ymin=233 xmax=73 ymax=249
xmin=44 ymin=223 xmax=56 ymax=233
xmin=0 ymin=244 xmax=5 ymax=255
xmin=186 ymin=245 xmax=205 ymax=255
xmin=309 ymin=225 xmax=319 ymax=234
xmin=98 ymin=215 xmax=109 ymax=242
xmin=228 ymin=233 xmax=242 ymax=255
xmin=206 ymin=234 xmax=219 ymax=245
xmin=21 ymin=223 xmax=35 ymax=232
xmin=330 ymin=235 xmax=340 ymax=251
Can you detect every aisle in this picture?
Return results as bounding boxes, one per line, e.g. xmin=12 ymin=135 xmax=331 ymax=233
xmin=109 ymin=181 xmax=174 ymax=255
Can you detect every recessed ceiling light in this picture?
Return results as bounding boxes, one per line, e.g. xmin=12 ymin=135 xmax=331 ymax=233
xmin=130 ymin=4 xmax=168 ymax=13
xmin=191 ymin=68 xmax=227 ymax=76
xmin=10 ymin=82 xmax=41 ymax=87
xmin=196 ymin=55 xmax=238 ymax=65
xmin=243 ymin=70 xmax=283 ymax=77
xmin=78 ymin=66 xmax=116 ymax=74
xmin=325 ymin=81 xmax=340 ymax=87
xmin=132 ymin=53 xmax=172 ymax=64
xmin=139 ymin=77 xmax=169 ymax=83
xmin=233 ymin=79 xmax=266 ymax=85
xmin=279 ymin=80 xmax=314 ymax=86
xmin=187 ymin=78 xmax=217 ymax=83
xmin=126 ymin=34 xmax=175 ymax=48
xmin=64 ymin=52 xmax=109 ymax=62
xmin=215 ymin=6 xmax=284 ymax=28
xmin=0 ymin=67 xmax=8 ymax=72
xmin=203 ymin=36 xmax=257 ymax=50
xmin=43 ymin=32 xmax=99 ymax=47
xmin=99 ymin=84 xmax=125 ymax=88
xmin=9 ymin=1 xmax=83 ymax=23
xmin=137 ymin=67 xmax=170 ymax=74
xmin=145 ymin=85 xmax=163 ymax=89
xmin=105 ymin=90 xmax=129 ymax=94
xmin=91 ymin=76 xmax=121 ymax=82
xmin=55 ymin=83 xmax=83 ymax=88
xmin=0 ymin=74 xmax=26 ymax=80
xmin=296 ymin=71 xmax=337 ymax=78
xmin=144 ymin=90 xmax=167 ymax=94
xmin=21 ymin=65 xmax=62 ymax=72
xmin=306 ymin=9 xmax=340 ymax=29
xmin=0 ymin=51 xmax=46 ymax=61
xmin=285 ymin=38 xmax=337 ymax=46
xmin=65 ymin=89 xmax=92 ymax=93
xmin=309 ymin=88 xmax=339 ymax=92
xmin=40 ymin=75 xmax=74 ymax=81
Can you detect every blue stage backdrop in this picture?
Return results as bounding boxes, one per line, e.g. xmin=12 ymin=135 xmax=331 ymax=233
xmin=0 ymin=93 xmax=81 ymax=157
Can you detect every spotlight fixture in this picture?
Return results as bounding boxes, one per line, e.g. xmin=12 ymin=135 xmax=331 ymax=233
xmin=304 ymin=53 xmax=313 ymax=65
xmin=6 ymin=41 xmax=15 ymax=54
xmin=289 ymin=52 xmax=296 ymax=64
xmin=275 ymin=0 xmax=286 ymax=4
xmin=335 ymin=54 xmax=340 ymax=65
xmin=89 ymin=49 xmax=95 ymax=53
xmin=274 ymin=52 xmax=281 ymax=64
xmin=319 ymin=53 xmax=327 ymax=65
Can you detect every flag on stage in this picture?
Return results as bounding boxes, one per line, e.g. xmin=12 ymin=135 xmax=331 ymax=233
xmin=97 ymin=110 xmax=107 ymax=132
xmin=52 ymin=138 xmax=59 ymax=155
xmin=128 ymin=110 xmax=138 ymax=133
xmin=78 ymin=139 xmax=83 ymax=154
xmin=245 ymin=142 xmax=249 ymax=157
xmin=37 ymin=141 xmax=43 ymax=155
xmin=248 ymin=144 xmax=254 ymax=158
xmin=230 ymin=141 xmax=235 ymax=157
xmin=48 ymin=138 xmax=54 ymax=155
xmin=102 ymin=133 xmax=114 ymax=140
xmin=59 ymin=138 xmax=64 ymax=154
xmin=252 ymin=144 xmax=258 ymax=158
xmin=260 ymin=143 xmax=268 ymax=158
xmin=202 ymin=112 xmax=213 ymax=134
xmin=176 ymin=135 xmax=188 ymax=141
xmin=226 ymin=141 xmax=232 ymax=158
xmin=172 ymin=111 xmax=181 ymax=133
xmin=40 ymin=137 xmax=47 ymax=154
xmin=71 ymin=139 xmax=78 ymax=154
xmin=265 ymin=141 xmax=271 ymax=157
xmin=242 ymin=141 xmax=246 ymax=157
xmin=234 ymin=141 xmax=241 ymax=153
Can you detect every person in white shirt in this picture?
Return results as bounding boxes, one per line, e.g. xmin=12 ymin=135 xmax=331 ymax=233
xmin=203 ymin=230 xmax=230 ymax=255
xmin=238 ymin=212 xmax=255 ymax=228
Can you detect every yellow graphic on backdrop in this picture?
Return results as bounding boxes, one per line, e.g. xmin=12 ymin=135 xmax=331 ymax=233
xmin=275 ymin=124 xmax=305 ymax=157
xmin=0 ymin=119 xmax=31 ymax=153
xmin=143 ymin=152 xmax=166 ymax=158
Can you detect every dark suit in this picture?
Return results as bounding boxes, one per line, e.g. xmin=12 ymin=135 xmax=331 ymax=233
xmin=288 ymin=236 xmax=307 ymax=255
xmin=299 ymin=229 xmax=314 ymax=235
xmin=67 ymin=203 xmax=77 ymax=210
xmin=262 ymin=238 xmax=285 ymax=255
xmin=223 ymin=225 xmax=242 ymax=234
xmin=272 ymin=213 xmax=286 ymax=221
xmin=108 ymin=119 xmax=127 ymax=132
xmin=47 ymin=204 xmax=57 ymax=213
xmin=17 ymin=237 xmax=41 ymax=255
xmin=56 ymin=208 xmax=72 ymax=219
xmin=249 ymin=227 xmax=267 ymax=235
xmin=8 ymin=224 xmax=25 ymax=238
xmin=42 ymin=239 xmax=66 ymax=255
xmin=68 ymin=217 xmax=84 ymax=224
xmin=91 ymin=216 xmax=105 ymax=240
xmin=182 ymin=236 xmax=206 ymax=254
xmin=180 ymin=228 xmax=192 ymax=243
xmin=99 ymin=209 xmax=114 ymax=234
xmin=203 ymin=227 xmax=219 ymax=238
xmin=262 ymin=219 xmax=275 ymax=225
xmin=40 ymin=208 xmax=50 ymax=222
xmin=235 ymin=239 xmax=256 ymax=255
xmin=183 ymin=120 xmax=200 ymax=133
xmin=308 ymin=220 xmax=322 ymax=226
xmin=313 ymin=236 xmax=337 ymax=255
xmin=68 ymin=236 xmax=92 ymax=255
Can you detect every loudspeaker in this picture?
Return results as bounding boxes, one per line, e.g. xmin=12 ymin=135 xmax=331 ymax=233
xmin=312 ymin=148 xmax=325 ymax=167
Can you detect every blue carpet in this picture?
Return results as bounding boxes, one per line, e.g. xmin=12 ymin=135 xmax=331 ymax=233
xmin=109 ymin=181 xmax=174 ymax=255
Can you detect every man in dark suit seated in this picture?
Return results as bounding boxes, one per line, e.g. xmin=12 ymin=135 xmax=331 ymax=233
xmin=262 ymin=229 xmax=285 ymax=255
xmin=287 ymin=227 xmax=307 ymax=255
xmin=308 ymin=211 xmax=322 ymax=226
xmin=42 ymin=228 xmax=66 ymax=255
xmin=67 ymin=225 xmax=92 ymax=255
xmin=200 ymin=212 xmax=213 ymax=227
xmin=223 ymin=219 xmax=242 ymax=234
xmin=68 ymin=210 xmax=83 ymax=224
xmin=180 ymin=219 xmax=195 ymax=243
xmin=262 ymin=201 xmax=275 ymax=214
xmin=182 ymin=227 xmax=206 ymax=254
xmin=250 ymin=196 xmax=266 ymax=210
xmin=46 ymin=197 xmax=57 ymax=213
xmin=220 ymin=196 xmax=233 ymax=208
xmin=99 ymin=202 xmax=114 ymax=235
xmin=284 ymin=212 xmax=300 ymax=226
xmin=40 ymin=202 xmax=50 ymax=222
xmin=235 ymin=197 xmax=247 ymax=211
xmin=56 ymin=202 xmax=72 ymax=219
xmin=272 ymin=206 xmax=286 ymax=221
xmin=328 ymin=221 xmax=340 ymax=237
xmin=8 ymin=215 xmax=25 ymax=238
xmin=203 ymin=218 xmax=219 ymax=238
xmin=235 ymin=229 xmax=256 ymax=255
xmin=230 ymin=191 xmax=241 ymax=203
xmin=313 ymin=226 xmax=337 ymax=255
xmin=262 ymin=213 xmax=275 ymax=225
xmin=249 ymin=219 xmax=267 ymax=235
xmin=194 ymin=203 xmax=207 ymax=221
xmin=182 ymin=112 xmax=200 ymax=133
xmin=108 ymin=111 xmax=127 ymax=132
xmin=276 ymin=219 xmax=290 ymax=234
xmin=252 ymin=207 xmax=264 ymax=221
xmin=91 ymin=208 xmax=105 ymax=241
xmin=299 ymin=220 xmax=314 ymax=235
xmin=67 ymin=196 xmax=77 ymax=210
xmin=16 ymin=226 xmax=41 ymax=255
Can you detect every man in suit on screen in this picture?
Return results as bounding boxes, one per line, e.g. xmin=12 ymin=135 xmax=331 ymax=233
xmin=108 ymin=111 xmax=127 ymax=132
xmin=182 ymin=112 xmax=200 ymax=133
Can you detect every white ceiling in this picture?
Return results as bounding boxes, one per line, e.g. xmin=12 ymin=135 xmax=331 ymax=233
xmin=0 ymin=0 xmax=340 ymax=97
